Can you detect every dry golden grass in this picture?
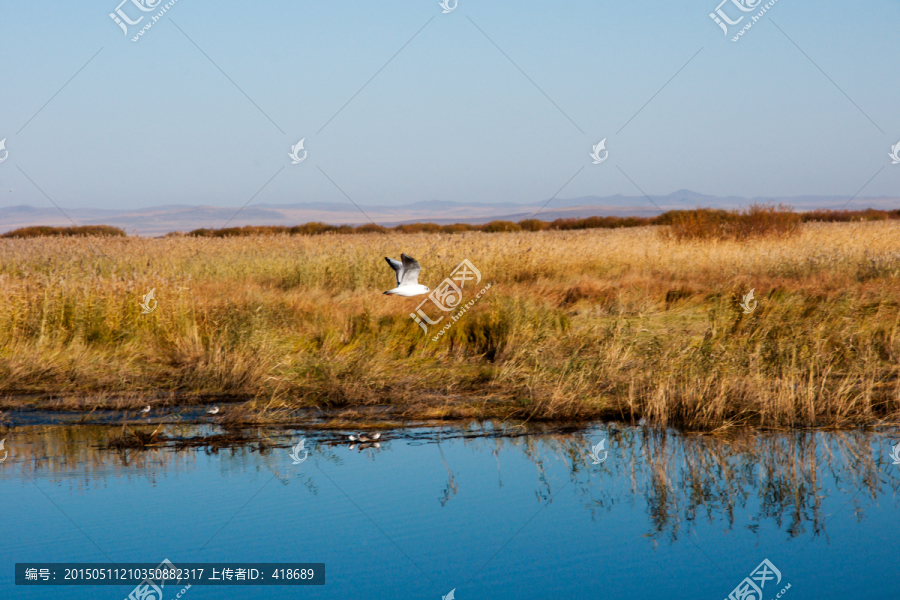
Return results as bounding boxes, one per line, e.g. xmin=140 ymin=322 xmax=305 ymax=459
xmin=1 ymin=220 xmax=899 ymax=429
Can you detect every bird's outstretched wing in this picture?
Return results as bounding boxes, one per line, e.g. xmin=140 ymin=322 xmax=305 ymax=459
xmin=385 ymin=257 xmax=404 ymax=287
xmin=443 ymin=589 xmax=455 ymax=600
xmin=0 ymin=438 xmax=5 ymax=451
xmin=399 ymin=254 xmax=421 ymax=286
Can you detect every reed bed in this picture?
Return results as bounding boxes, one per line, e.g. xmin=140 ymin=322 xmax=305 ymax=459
xmin=1 ymin=221 xmax=899 ymax=430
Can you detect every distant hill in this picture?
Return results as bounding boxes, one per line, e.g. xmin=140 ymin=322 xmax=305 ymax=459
xmin=1 ymin=191 xmax=897 ymax=237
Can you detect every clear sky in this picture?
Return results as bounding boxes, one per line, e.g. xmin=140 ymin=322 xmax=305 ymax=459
xmin=0 ymin=0 xmax=898 ymax=213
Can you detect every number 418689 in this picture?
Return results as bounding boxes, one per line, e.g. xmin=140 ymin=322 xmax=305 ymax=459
xmin=271 ymin=569 xmax=314 ymax=580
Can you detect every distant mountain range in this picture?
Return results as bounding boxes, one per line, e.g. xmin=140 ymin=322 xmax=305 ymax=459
xmin=1 ymin=190 xmax=897 ymax=237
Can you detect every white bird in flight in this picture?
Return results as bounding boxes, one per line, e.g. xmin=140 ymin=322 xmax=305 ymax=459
xmin=349 ymin=433 xmax=381 ymax=443
xmin=140 ymin=406 xmax=151 ymax=414
xmin=207 ymin=406 xmax=220 ymax=415
xmin=383 ymin=254 xmax=430 ymax=297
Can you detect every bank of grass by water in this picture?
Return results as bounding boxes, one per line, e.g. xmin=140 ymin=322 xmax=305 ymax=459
xmin=1 ymin=221 xmax=899 ymax=430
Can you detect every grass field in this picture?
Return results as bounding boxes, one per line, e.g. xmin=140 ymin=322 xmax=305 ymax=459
xmin=1 ymin=220 xmax=899 ymax=430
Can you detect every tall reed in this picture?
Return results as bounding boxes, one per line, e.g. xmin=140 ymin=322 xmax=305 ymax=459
xmin=1 ymin=221 xmax=899 ymax=429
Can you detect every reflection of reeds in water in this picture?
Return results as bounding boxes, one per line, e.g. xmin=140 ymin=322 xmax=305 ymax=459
xmin=4 ymin=426 xmax=198 ymax=484
xmin=107 ymin=424 xmax=165 ymax=448
xmin=3 ymin=425 xmax=327 ymax=477
xmin=4 ymin=425 xmax=899 ymax=542
xmin=479 ymin=427 xmax=900 ymax=541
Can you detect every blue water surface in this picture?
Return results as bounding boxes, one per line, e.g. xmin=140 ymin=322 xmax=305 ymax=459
xmin=2 ymin=424 xmax=899 ymax=599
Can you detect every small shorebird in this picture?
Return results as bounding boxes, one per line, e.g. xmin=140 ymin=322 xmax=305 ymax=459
xmin=207 ymin=406 xmax=220 ymax=415
xmin=140 ymin=406 xmax=151 ymax=414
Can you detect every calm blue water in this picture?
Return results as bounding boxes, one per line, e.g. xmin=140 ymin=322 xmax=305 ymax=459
xmin=2 ymin=424 xmax=900 ymax=599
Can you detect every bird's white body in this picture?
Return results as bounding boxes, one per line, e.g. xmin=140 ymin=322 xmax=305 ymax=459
xmin=141 ymin=406 xmax=151 ymax=414
xmin=383 ymin=254 xmax=429 ymax=297
xmin=207 ymin=407 xmax=220 ymax=415
xmin=384 ymin=284 xmax=430 ymax=297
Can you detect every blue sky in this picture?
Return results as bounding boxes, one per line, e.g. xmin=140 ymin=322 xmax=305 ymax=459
xmin=0 ymin=0 xmax=898 ymax=212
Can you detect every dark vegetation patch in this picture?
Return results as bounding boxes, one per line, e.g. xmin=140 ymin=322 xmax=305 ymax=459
xmin=177 ymin=205 xmax=900 ymax=240
xmin=2 ymin=225 xmax=126 ymax=238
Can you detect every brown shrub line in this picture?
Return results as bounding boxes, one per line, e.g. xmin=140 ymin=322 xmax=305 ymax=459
xmin=3 ymin=205 xmax=897 ymax=240
xmin=2 ymin=225 xmax=127 ymax=238
xmin=177 ymin=204 xmax=900 ymax=240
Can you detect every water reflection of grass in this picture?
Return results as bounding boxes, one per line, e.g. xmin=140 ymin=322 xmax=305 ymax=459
xmin=494 ymin=427 xmax=900 ymax=541
xmin=4 ymin=425 xmax=898 ymax=540
xmin=1 ymin=224 xmax=899 ymax=428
